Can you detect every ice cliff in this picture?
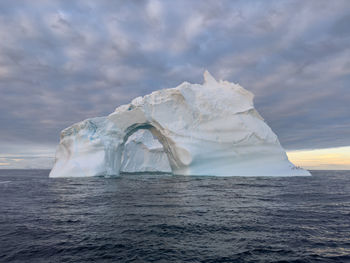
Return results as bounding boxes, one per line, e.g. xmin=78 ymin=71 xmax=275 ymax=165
xmin=50 ymin=71 xmax=310 ymax=177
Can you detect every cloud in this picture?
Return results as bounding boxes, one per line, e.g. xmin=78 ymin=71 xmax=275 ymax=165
xmin=0 ymin=0 xmax=350 ymax=168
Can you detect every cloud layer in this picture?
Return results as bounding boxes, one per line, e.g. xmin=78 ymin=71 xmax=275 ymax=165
xmin=1 ymin=0 xmax=350 ymax=167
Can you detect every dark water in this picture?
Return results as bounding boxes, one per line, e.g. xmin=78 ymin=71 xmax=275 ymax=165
xmin=0 ymin=170 xmax=349 ymax=262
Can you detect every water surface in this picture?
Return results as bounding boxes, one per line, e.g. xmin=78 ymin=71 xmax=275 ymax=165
xmin=0 ymin=170 xmax=349 ymax=262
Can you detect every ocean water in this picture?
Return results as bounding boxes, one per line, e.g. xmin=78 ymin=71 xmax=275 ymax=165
xmin=0 ymin=170 xmax=349 ymax=263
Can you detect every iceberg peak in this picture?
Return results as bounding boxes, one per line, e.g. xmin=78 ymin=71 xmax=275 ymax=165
xmin=203 ymin=70 xmax=217 ymax=85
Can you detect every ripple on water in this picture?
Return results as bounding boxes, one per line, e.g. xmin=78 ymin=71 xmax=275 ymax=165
xmin=0 ymin=170 xmax=349 ymax=262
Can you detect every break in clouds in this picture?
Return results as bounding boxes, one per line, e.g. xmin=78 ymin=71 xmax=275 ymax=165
xmin=0 ymin=0 xmax=350 ymax=167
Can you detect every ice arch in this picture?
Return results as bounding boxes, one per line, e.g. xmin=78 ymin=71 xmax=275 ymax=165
xmin=49 ymin=109 xmax=192 ymax=177
xmin=117 ymin=123 xmax=185 ymax=174
xmin=120 ymin=129 xmax=172 ymax=173
xmin=49 ymin=71 xmax=310 ymax=177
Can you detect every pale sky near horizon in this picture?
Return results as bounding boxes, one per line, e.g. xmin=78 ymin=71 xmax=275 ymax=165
xmin=0 ymin=0 xmax=350 ymax=170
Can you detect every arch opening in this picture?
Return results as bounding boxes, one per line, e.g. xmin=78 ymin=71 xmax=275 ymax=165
xmin=117 ymin=123 xmax=178 ymax=174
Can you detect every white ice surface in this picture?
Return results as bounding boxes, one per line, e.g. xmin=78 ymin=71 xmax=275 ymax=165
xmin=49 ymin=71 xmax=310 ymax=177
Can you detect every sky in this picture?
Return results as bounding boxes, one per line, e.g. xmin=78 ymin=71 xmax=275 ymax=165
xmin=0 ymin=0 xmax=350 ymax=169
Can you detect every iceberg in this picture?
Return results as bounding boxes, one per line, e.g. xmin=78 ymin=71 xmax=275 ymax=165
xmin=50 ymin=71 xmax=310 ymax=177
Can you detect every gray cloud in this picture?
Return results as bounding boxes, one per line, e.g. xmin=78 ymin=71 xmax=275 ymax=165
xmin=0 ymin=0 xmax=350 ymax=167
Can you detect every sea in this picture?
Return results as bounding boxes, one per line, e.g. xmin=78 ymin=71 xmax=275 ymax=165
xmin=0 ymin=170 xmax=349 ymax=263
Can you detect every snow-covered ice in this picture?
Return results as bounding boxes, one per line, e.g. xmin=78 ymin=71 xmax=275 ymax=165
xmin=49 ymin=71 xmax=310 ymax=177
